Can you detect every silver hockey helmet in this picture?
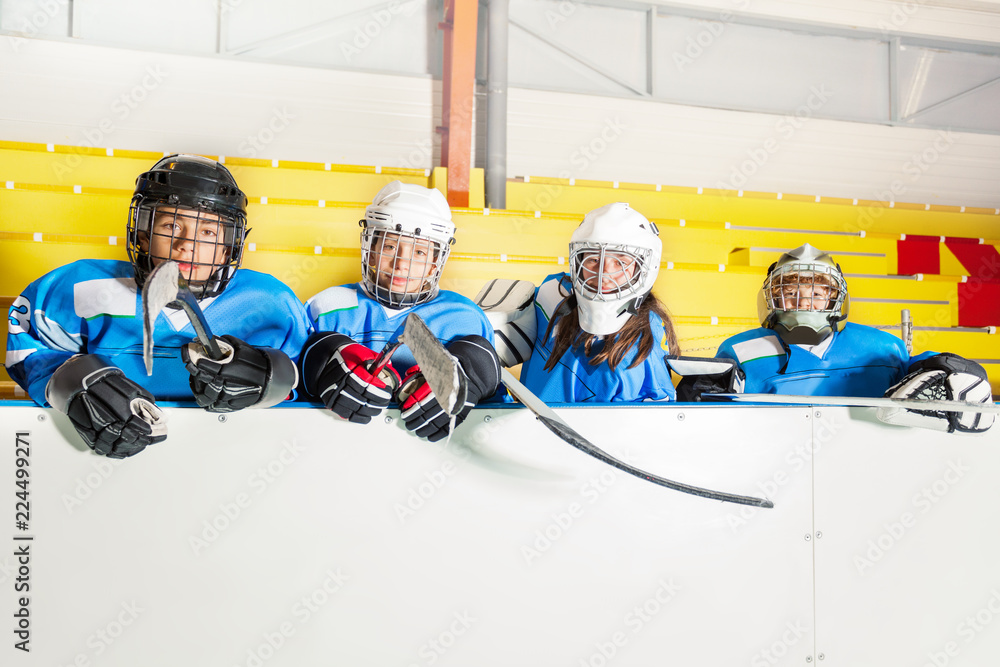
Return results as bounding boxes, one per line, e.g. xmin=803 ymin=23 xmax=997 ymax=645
xmin=758 ymin=243 xmax=850 ymax=345
xmin=127 ymin=154 xmax=248 ymax=299
xmin=569 ymin=203 xmax=662 ymax=336
xmin=360 ymin=181 xmax=456 ymax=308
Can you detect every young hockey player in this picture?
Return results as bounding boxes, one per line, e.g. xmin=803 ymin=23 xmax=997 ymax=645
xmin=714 ymin=243 xmax=993 ymax=433
xmin=6 ymin=154 xmax=309 ymax=457
xmin=299 ymin=181 xmax=501 ymax=442
xmin=481 ymin=202 xmax=678 ymax=403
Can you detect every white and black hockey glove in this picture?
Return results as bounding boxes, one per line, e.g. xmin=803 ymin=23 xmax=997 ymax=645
xmin=668 ymin=356 xmax=745 ymax=402
xmin=399 ymin=335 xmax=501 ymax=442
xmin=474 ymin=278 xmax=537 ymax=367
xmin=46 ymin=354 xmax=167 ymax=459
xmin=300 ymin=332 xmax=402 ymax=424
xmin=877 ymin=353 xmax=995 ymax=434
xmin=182 ymin=335 xmax=298 ymax=413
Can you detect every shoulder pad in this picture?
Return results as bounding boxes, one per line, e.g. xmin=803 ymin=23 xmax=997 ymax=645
xmin=730 ymin=334 xmax=785 ymax=364
xmin=307 ymin=286 xmax=360 ymax=320
xmin=535 ymin=275 xmax=572 ymax=323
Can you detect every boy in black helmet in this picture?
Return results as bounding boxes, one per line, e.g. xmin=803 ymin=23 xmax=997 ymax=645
xmin=5 ymin=155 xmax=310 ymax=458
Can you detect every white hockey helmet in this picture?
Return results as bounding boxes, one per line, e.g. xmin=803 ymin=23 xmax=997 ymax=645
xmin=758 ymin=243 xmax=850 ymax=345
xmin=360 ymin=181 xmax=456 ymax=308
xmin=569 ymin=203 xmax=662 ymax=336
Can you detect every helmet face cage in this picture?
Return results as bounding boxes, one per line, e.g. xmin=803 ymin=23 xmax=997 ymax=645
xmin=127 ymin=199 xmax=246 ymax=299
xmin=764 ymin=262 xmax=846 ymax=315
xmin=570 ymin=242 xmax=651 ymax=303
xmin=126 ymin=155 xmax=248 ymax=299
xmin=360 ymin=225 xmax=451 ymax=308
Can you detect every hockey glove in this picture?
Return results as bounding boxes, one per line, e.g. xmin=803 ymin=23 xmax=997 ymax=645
xmin=399 ymin=335 xmax=501 ymax=442
xmin=668 ymin=356 xmax=745 ymax=402
xmin=877 ymin=353 xmax=995 ymax=434
xmin=299 ymin=332 xmax=401 ymax=424
xmin=46 ymin=355 xmax=167 ymax=458
xmin=182 ymin=335 xmax=298 ymax=413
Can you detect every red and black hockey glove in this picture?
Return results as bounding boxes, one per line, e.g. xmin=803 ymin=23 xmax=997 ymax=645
xmin=300 ymin=332 xmax=401 ymax=424
xmin=399 ymin=335 xmax=501 ymax=442
xmin=47 ymin=355 xmax=167 ymax=458
xmin=182 ymin=335 xmax=298 ymax=413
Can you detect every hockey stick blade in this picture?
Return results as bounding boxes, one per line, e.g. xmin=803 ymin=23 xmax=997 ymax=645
xmin=402 ymin=314 xmax=468 ymax=416
xmin=141 ymin=261 xmax=223 ymax=374
xmin=142 ymin=261 xmax=181 ymax=375
xmin=501 ymin=369 xmax=773 ymax=508
xmin=708 ymin=393 xmax=1000 ymax=413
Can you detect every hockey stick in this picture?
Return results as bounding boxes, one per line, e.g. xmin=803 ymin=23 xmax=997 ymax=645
xmin=402 ymin=313 xmax=772 ymax=508
xmin=500 ymin=369 xmax=774 ymax=508
xmin=142 ymin=260 xmax=224 ymax=374
xmin=707 ymin=393 xmax=1000 ymax=413
xmin=400 ymin=314 xmax=468 ymax=415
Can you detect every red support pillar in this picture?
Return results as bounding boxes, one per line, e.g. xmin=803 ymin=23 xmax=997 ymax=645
xmin=438 ymin=0 xmax=478 ymax=208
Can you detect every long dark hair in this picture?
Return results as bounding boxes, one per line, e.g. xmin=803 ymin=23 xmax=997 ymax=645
xmin=542 ymin=280 xmax=679 ymax=372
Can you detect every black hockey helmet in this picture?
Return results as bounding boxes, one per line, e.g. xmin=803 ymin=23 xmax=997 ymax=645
xmin=127 ymin=154 xmax=249 ymax=298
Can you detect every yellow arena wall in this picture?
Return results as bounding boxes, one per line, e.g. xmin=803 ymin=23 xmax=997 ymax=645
xmin=1 ymin=141 xmax=998 ymax=397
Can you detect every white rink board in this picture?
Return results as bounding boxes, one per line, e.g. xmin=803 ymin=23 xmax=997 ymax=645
xmin=0 ymin=403 xmax=996 ymax=666
xmin=812 ymin=408 xmax=1000 ymax=667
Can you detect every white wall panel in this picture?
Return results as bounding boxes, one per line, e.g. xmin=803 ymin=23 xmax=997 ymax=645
xmin=504 ymin=87 xmax=1000 ymax=208
xmin=652 ymin=0 xmax=1000 ymax=43
xmin=2 ymin=37 xmax=1000 ymax=207
xmin=0 ymin=37 xmax=440 ymax=168
xmin=0 ymin=403 xmax=997 ymax=665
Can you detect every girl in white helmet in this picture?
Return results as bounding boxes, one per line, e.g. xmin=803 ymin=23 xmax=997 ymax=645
xmin=299 ymin=181 xmax=501 ymax=441
xmin=517 ymin=202 xmax=679 ymax=402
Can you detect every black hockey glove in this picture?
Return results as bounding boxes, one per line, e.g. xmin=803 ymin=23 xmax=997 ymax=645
xmin=399 ymin=335 xmax=501 ymax=442
xmin=667 ymin=356 xmax=745 ymax=402
xmin=182 ymin=335 xmax=298 ymax=413
xmin=46 ymin=355 xmax=167 ymax=458
xmin=300 ymin=332 xmax=401 ymax=424
xmin=877 ymin=353 xmax=995 ymax=434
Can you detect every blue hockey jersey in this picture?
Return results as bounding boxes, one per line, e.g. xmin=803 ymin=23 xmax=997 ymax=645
xmin=304 ymin=283 xmax=494 ymax=374
xmin=6 ymin=259 xmax=311 ymax=405
xmin=519 ymin=273 xmax=676 ymax=403
xmin=715 ymin=323 xmax=934 ymax=396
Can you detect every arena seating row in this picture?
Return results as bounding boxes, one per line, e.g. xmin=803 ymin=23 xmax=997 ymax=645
xmin=1 ymin=141 xmax=997 ymax=398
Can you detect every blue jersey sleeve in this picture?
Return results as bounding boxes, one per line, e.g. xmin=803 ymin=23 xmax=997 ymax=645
xmin=5 ymin=266 xmax=86 ymax=405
